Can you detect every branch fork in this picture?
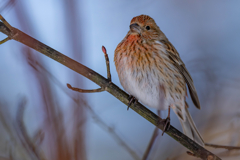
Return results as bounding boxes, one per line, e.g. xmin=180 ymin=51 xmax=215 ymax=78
xmin=67 ymin=46 xmax=111 ymax=93
xmin=0 ymin=15 xmax=18 ymax=44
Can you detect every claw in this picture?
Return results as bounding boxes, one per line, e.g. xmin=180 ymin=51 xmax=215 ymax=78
xmin=161 ymin=117 xmax=170 ymax=135
xmin=161 ymin=106 xmax=171 ymax=135
xmin=127 ymin=95 xmax=137 ymax=110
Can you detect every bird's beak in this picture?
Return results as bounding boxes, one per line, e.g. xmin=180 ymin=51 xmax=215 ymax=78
xmin=130 ymin=23 xmax=141 ymax=34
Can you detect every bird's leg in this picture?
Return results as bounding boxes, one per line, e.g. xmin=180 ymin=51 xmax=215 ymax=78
xmin=161 ymin=106 xmax=171 ymax=135
xmin=127 ymin=95 xmax=138 ymax=110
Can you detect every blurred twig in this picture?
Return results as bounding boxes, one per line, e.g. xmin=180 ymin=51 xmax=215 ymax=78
xmin=142 ymin=111 xmax=160 ymax=160
xmin=62 ymin=1 xmax=87 ymax=158
xmin=0 ymin=156 xmax=11 ymax=160
xmin=0 ymin=102 xmax=16 ymax=140
xmin=0 ymin=0 xmax=15 ymax=13
xmin=0 ymin=15 xmax=220 ymax=160
xmin=15 ymin=97 xmax=45 ymax=160
xmin=12 ymin=2 xmax=80 ymax=159
xmin=27 ymin=58 xmax=141 ymax=160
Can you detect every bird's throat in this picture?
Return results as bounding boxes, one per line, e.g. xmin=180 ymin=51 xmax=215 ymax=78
xmin=127 ymin=34 xmax=141 ymax=42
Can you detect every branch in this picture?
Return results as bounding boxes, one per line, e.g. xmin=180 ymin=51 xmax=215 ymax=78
xmin=0 ymin=15 xmax=220 ymax=160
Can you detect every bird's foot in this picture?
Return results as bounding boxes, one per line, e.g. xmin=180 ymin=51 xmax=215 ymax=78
xmin=127 ymin=95 xmax=137 ymax=110
xmin=160 ymin=117 xmax=170 ymax=136
xmin=160 ymin=106 xmax=171 ymax=135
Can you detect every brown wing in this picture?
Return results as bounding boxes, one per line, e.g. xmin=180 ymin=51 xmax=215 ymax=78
xmin=160 ymin=40 xmax=201 ymax=109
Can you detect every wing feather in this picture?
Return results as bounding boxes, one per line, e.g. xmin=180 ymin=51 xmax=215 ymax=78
xmin=160 ymin=40 xmax=201 ymax=109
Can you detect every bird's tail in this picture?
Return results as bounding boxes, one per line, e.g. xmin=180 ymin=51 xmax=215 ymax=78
xmin=177 ymin=103 xmax=205 ymax=146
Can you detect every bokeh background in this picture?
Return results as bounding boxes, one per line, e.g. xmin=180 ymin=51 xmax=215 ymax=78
xmin=0 ymin=0 xmax=240 ymax=160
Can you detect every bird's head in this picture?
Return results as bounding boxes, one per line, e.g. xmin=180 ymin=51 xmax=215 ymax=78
xmin=128 ymin=15 xmax=163 ymax=41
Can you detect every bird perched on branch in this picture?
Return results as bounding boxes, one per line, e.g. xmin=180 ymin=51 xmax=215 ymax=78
xmin=114 ymin=15 xmax=204 ymax=146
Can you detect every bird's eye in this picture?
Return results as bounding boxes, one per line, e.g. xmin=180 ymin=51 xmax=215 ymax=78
xmin=146 ymin=26 xmax=150 ymax=30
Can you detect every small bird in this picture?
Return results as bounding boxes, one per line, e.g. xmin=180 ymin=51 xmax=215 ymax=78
xmin=114 ymin=15 xmax=204 ymax=146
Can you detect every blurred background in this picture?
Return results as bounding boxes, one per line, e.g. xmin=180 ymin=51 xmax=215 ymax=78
xmin=0 ymin=0 xmax=240 ymax=160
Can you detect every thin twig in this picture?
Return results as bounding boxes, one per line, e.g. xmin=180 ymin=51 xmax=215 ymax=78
xmin=142 ymin=111 xmax=160 ymax=160
xmin=102 ymin=45 xmax=111 ymax=81
xmin=66 ymin=46 xmax=111 ymax=93
xmin=67 ymin=83 xmax=104 ymax=93
xmin=0 ymin=36 xmax=11 ymax=45
xmin=205 ymin=143 xmax=240 ymax=150
xmin=0 ymin=15 xmax=221 ymax=160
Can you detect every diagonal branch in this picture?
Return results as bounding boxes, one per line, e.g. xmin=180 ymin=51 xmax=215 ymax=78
xmin=0 ymin=15 xmax=220 ymax=160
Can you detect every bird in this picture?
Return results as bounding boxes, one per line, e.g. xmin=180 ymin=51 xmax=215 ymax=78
xmin=114 ymin=15 xmax=204 ymax=146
